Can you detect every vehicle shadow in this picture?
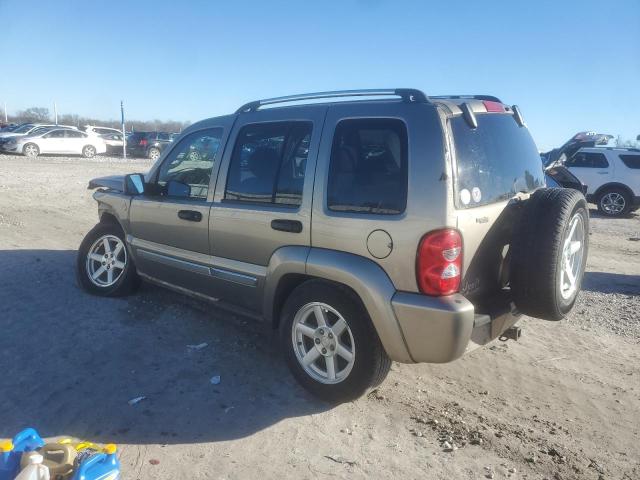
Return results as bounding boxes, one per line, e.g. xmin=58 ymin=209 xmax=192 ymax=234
xmin=0 ymin=249 xmax=328 ymax=445
xmin=588 ymin=207 xmax=638 ymax=220
xmin=582 ymin=271 xmax=640 ymax=295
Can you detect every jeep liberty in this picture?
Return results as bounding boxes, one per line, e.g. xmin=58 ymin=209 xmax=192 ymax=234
xmin=77 ymin=89 xmax=589 ymax=401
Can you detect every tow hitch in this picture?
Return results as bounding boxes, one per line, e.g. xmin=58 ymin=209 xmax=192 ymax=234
xmin=499 ymin=326 xmax=522 ymax=342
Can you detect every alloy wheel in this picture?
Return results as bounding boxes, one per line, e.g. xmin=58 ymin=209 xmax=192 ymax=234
xmin=559 ymin=213 xmax=585 ymax=300
xmin=601 ymin=192 xmax=625 ymax=215
xmin=85 ymin=234 xmax=127 ymax=287
xmin=291 ymin=302 xmax=356 ymax=384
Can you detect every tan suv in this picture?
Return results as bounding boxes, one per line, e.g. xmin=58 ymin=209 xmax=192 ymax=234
xmin=77 ymin=89 xmax=589 ymax=401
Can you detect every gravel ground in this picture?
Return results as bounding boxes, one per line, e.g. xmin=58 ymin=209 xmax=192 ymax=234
xmin=0 ymin=153 xmax=638 ymax=480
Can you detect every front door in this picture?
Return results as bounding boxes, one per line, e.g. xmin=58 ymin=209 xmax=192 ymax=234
xmin=209 ymin=107 xmax=325 ymax=311
xmin=565 ymin=151 xmax=610 ymax=196
xmin=40 ymin=129 xmax=66 ymax=153
xmin=128 ymin=125 xmax=227 ymax=296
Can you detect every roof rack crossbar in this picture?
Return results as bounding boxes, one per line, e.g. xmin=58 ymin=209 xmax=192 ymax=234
xmin=236 ymin=88 xmax=428 ymax=113
xmin=430 ymin=94 xmax=503 ymax=103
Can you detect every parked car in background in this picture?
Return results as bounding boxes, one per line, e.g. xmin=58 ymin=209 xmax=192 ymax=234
xmin=81 ymin=125 xmax=123 ymax=137
xmin=563 ymin=147 xmax=640 ymax=216
xmin=126 ymin=131 xmax=172 ymax=160
xmin=3 ymin=128 xmax=106 ymax=158
xmin=100 ymin=132 xmax=125 ymax=155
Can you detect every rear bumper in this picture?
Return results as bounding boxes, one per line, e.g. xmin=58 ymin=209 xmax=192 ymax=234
xmin=391 ymin=291 xmax=520 ymax=363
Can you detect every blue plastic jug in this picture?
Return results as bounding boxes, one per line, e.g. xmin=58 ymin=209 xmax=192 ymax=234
xmin=71 ymin=444 xmax=120 ymax=480
xmin=0 ymin=428 xmax=45 ymax=480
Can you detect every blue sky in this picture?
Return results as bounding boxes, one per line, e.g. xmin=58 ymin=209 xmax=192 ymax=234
xmin=0 ymin=0 xmax=638 ymax=150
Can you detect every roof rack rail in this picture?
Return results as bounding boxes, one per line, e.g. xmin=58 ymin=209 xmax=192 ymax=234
xmin=235 ymin=88 xmax=428 ymax=113
xmin=430 ymin=94 xmax=503 ymax=103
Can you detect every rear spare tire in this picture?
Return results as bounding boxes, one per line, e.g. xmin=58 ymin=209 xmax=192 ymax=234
xmin=510 ymin=188 xmax=588 ymax=321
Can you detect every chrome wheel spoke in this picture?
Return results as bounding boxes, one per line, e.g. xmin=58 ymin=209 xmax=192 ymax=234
xmin=332 ymin=318 xmax=348 ymax=336
xmin=92 ymin=265 xmax=106 ymax=280
xmin=113 ymin=260 xmax=125 ymax=270
xmin=89 ymin=253 xmax=103 ymax=262
xmin=325 ymin=356 xmax=336 ymax=381
xmin=302 ymin=348 xmax=320 ymax=367
xmin=296 ymin=323 xmax=316 ymax=339
xmin=313 ymin=305 xmax=328 ymax=327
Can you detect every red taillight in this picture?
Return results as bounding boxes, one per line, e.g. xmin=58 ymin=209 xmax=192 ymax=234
xmin=139 ymin=138 xmax=148 ymax=147
xmin=483 ymin=100 xmax=506 ymax=113
xmin=416 ymin=229 xmax=463 ymax=296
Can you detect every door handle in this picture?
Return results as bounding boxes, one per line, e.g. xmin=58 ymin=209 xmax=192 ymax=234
xmin=271 ymin=219 xmax=303 ymax=233
xmin=597 ymin=171 xmax=609 ymax=174
xmin=178 ymin=210 xmax=202 ymax=222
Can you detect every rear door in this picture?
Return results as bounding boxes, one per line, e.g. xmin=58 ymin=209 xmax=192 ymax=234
xmin=209 ymin=107 xmax=324 ymax=311
xmin=564 ymin=151 xmax=610 ymax=195
xmin=64 ymin=130 xmax=87 ymax=153
xmin=128 ymin=123 xmax=230 ymax=297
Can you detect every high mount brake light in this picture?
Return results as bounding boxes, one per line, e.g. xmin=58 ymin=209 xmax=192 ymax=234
xmin=483 ymin=100 xmax=506 ymax=113
xmin=416 ymin=229 xmax=463 ymax=296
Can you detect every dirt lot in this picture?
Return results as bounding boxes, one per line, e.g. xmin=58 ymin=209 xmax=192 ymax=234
xmin=1 ymin=154 xmax=638 ymax=480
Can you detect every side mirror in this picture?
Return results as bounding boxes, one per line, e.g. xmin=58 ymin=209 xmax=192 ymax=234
xmin=166 ymin=179 xmax=191 ymax=197
xmin=124 ymin=173 xmax=145 ymax=195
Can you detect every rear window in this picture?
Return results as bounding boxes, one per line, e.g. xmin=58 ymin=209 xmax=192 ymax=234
xmin=565 ymin=152 xmax=608 ymax=168
xmin=451 ymin=114 xmax=544 ymax=208
xmin=619 ymin=154 xmax=640 ymax=169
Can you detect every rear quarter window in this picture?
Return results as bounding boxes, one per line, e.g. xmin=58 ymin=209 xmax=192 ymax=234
xmin=451 ymin=114 xmax=544 ymax=208
xmin=619 ymin=154 xmax=640 ymax=169
xmin=327 ymin=118 xmax=407 ymax=215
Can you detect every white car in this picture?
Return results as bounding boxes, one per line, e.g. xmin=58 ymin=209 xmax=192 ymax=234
xmin=3 ymin=128 xmax=107 ymax=158
xmin=564 ymin=147 xmax=640 ymax=216
xmin=81 ymin=125 xmax=122 ymax=137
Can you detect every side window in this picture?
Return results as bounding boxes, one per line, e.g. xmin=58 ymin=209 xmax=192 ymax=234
xmin=65 ymin=130 xmax=85 ymax=138
xmin=327 ymin=118 xmax=407 ymax=215
xmin=156 ymin=128 xmax=224 ymax=200
xmin=619 ymin=154 xmax=640 ymax=169
xmin=158 ymin=132 xmax=170 ymax=141
xmin=225 ymin=122 xmax=312 ymax=207
xmin=567 ymin=152 xmax=608 ymax=168
xmin=45 ymin=130 xmax=66 ymax=138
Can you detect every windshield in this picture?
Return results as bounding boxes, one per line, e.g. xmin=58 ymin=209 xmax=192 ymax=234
xmin=451 ymin=114 xmax=545 ymax=208
xmin=13 ymin=124 xmax=35 ymax=133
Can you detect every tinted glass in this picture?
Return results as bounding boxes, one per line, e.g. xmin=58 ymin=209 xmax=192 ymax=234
xmin=156 ymin=128 xmax=223 ymax=199
xmin=619 ymin=154 xmax=640 ymax=169
xmin=158 ymin=132 xmax=170 ymax=141
xmin=327 ymin=118 xmax=407 ymax=215
xmin=566 ymin=152 xmax=609 ymax=168
xmin=452 ymin=114 xmax=544 ymax=208
xmin=45 ymin=130 xmax=66 ymax=138
xmin=65 ymin=130 xmax=85 ymax=138
xmin=225 ymin=122 xmax=312 ymax=207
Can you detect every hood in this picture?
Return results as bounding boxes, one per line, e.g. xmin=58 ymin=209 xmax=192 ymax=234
xmin=87 ymin=175 xmax=125 ymax=192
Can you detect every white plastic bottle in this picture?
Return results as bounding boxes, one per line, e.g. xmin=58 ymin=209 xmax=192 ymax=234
xmin=15 ymin=452 xmax=50 ymax=480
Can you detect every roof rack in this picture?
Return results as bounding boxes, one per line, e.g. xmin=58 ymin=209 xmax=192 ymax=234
xmin=235 ymin=88 xmax=428 ymax=113
xmin=430 ymin=95 xmax=503 ymax=103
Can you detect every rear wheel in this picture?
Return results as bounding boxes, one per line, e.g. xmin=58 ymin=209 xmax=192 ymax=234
xmin=510 ymin=188 xmax=589 ymax=320
xmin=597 ymin=188 xmax=631 ymax=217
xmin=82 ymin=145 xmax=96 ymax=158
xmin=76 ymin=223 xmax=140 ymax=296
xmin=148 ymin=147 xmax=161 ymax=161
xmin=280 ymin=280 xmax=391 ymax=403
xmin=23 ymin=143 xmax=39 ymax=157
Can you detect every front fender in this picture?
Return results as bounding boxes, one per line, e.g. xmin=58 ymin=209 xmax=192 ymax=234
xmin=93 ymin=190 xmax=133 ymax=235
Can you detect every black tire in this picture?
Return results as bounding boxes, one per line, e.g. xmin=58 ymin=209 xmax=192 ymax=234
xmin=148 ymin=147 xmax=161 ymax=160
xmin=23 ymin=143 xmax=39 ymax=158
xmin=279 ymin=280 xmax=391 ymax=403
xmin=76 ymin=222 xmax=141 ymax=296
xmin=82 ymin=145 xmax=96 ymax=158
xmin=510 ymin=188 xmax=589 ymax=321
xmin=596 ymin=187 xmax=631 ymax=217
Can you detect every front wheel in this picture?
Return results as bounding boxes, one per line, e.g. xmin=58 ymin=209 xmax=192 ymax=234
xmin=76 ymin=223 xmax=140 ymax=296
xmin=280 ymin=280 xmax=391 ymax=403
xmin=82 ymin=145 xmax=97 ymax=158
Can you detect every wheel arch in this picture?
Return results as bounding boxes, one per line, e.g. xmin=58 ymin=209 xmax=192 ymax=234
xmin=264 ymin=246 xmax=413 ymax=363
xmin=594 ymin=182 xmax=636 ymax=199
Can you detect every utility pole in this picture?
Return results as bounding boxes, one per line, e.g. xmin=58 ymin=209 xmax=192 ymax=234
xmin=3 ymin=102 xmax=7 ymax=123
xmin=54 ymin=102 xmax=58 ymax=125
xmin=121 ymin=100 xmax=126 ymax=159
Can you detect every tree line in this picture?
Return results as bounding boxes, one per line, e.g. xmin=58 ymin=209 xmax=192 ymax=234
xmin=6 ymin=107 xmax=191 ymax=133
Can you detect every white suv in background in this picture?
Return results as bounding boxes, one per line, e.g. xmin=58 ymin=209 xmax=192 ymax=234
xmin=564 ymin=147 xmax=640 ymax=216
